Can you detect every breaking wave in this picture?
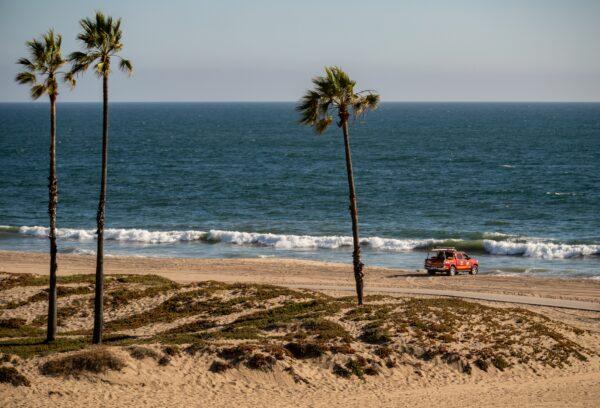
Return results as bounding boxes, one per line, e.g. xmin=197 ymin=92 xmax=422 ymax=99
xmin=1 ymin=225 xmax=599 ymax=260
xmin=482 ymin=239 xmax=600 ymax=259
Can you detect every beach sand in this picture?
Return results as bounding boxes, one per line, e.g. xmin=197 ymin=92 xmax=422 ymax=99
xmin=1 ymin=250 xmax=599 ymax=303
xmin=1 ymin=250 xmax=599 ymax=407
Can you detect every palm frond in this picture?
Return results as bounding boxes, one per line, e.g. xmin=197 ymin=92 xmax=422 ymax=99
xmin=15 ymin=71 xmax=36 ymax=85
xmin=16 ymin=29 xmax=70 ymax=98
xmin=118 ymin=58 xmax=133 ymax=75
xmin=315 ymin=116 xmax=333 ymax=134
xmin=16 ymin=57 xmax=35 ymax=71
xmin=26 ymin=39 xmax=45 ymax=60
xmin=71 ymin=12 xmax=132 ymax=79
xmin=297 ymin=90 xmax=322 ymax=125
xmin=297 ymin=66 xmax=379 ymax=132
xmin=68 ymin=51 xmax=98 ymax=75
xmin=63 ymin=72 xmax=76 ymax=88
xmin=364 ymin=93 xmax=380 ymax=109
xmin=352 ymin=92 xmax=380 ymax=117
xmin=30 ymin=84 xmax=46 ymax=100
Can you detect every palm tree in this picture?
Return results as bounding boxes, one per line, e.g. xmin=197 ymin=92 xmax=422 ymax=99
xmin=69 ymin=12 xmax=132 ymax=344
xmin=297 ymin=67 xmax=379 ymax=305
xmin=15 ymin=30 xmax=75 ymax=342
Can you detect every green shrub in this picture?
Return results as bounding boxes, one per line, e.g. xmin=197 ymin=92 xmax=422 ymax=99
xmin=359 ymin=323 xmax=392 ymax=344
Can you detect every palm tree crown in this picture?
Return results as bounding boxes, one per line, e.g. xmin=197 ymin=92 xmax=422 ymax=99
xmin=297 ymin=66 xmax=380 ymax=133
xmin=69 ymin=11 xmax=132 ymax=78
xmin=15 ymin=30 xmax=74 ymax=99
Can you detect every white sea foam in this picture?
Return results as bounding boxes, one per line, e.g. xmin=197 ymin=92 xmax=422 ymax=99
xmin=17 ymin=226 xmax=205 ymax=244
xmin=59 ymin=247 xmax=96 ymax=255
xmin=7 ymin=225 xmax=600 ymax=259
xmin=11 ymin=225 xmax=441 ymax=251
xmin=483 ymin=239 xmax=600 ymax=259
xmin=205 ymin=229 xmax=439 ymax=251
xmin=546 ymin=191 xmax=577 ymax=196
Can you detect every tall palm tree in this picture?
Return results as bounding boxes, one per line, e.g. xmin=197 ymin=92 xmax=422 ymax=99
xmin=297 ymin=67 xmax=379 ymax=305
xmin=15 ymin=30 xmax=75 ymax=342
xmin=69 ymin=12 xmax=132 ymax=344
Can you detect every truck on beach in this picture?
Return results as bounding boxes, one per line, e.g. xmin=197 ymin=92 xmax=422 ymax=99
xmin=424 ymin=248 xmax=479 ymax=276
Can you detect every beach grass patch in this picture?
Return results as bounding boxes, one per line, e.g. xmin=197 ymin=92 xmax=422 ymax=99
xmin=104 ymin=282 xmax=247 ymax=332
xmin=127 ymin=346 xmax=161 ymax=361
xmin=284 ymin=341 xmax=325 ymax=359
xmin=332 ymin=363 xmax=351 ymax=378
xmin=0 ymin=337 xmax=89 ymax=359
xmin=208 ymin=359 xmax=231 ymax=373
xmin=0 ymin=366 xmax=30 ymax=387
xmin=374 ymin=345 xmax=393 ymax=359
xmin=0 ymin=318 xmax=43 ymax=338
xmin=162 ymin=345 xmax=180 ymax=356
xmin=205 ymin=326 xmax=262 ymax=340
xmin=1 ymin=273 xmax=92 ymax=290
xmin=244 ymin=353 xmax=276 ymax=371
xmin=19 ymin=284 xmax=94 ymax=306
xmin=165 ymin=318 xmax=217 ymax=334
xmin=183 ymin=341 xmax=212 ymax=356
xmin=345 ymin=358 xmax=366 ymax=378
xmin=217 ymin=344 xmax=256 ymax=362
xmin=31 ymin=299 xmax=87 ymax=328
xmin=40 ymin=347 xmax=125 ymax=377
xmin=301 ymin=318 xmax=352 ymax=342
xmin=359 ymin=322 xmax=392 ymax=344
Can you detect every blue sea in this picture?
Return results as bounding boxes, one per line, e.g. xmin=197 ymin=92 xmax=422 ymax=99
xmin=1 ymin=102 xmax=599 ymax=278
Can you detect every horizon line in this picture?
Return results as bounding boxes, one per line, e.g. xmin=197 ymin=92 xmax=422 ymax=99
xmin=1 ymin=100 xmax=600 ymax=104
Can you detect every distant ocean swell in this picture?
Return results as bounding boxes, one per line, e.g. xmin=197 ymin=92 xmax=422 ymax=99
xmin=2 ymin=225 xmax=599 ymax=260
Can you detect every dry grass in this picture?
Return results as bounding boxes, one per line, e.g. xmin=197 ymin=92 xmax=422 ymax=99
xmin=127 ymin=346 xmax=161 ymax=361
xmin=0 ymin=318 xmax=44 ymax=338
xmin=40 ymin=347 xmax=126 ymax=377
xmin=1 ymin=272 xmax=596 ymax=381
xmin=0 ymin=366 xmax=30 ymax=387
xmin=208 ymin=359 xmax=231 ymax=373
xmin=284 ymin=342 xmax=325 ymax=359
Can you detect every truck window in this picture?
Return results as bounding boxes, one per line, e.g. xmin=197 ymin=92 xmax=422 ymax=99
xmin=456 ymin=253 xmax=463 ymax=260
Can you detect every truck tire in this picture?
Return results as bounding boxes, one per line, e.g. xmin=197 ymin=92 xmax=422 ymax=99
xmin=427 ymin=269 xmax=435 ymax=276
xmin=470 ymin=265 xmax=478 ymax=275
xmin=448 ymin=266 xmax=456 ymax=276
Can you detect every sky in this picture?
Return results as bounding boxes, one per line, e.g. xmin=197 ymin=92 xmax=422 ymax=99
xmin=1 ymin=0 xmax=599 ymax=102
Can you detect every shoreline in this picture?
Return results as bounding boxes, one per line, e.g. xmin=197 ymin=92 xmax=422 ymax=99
xmin=2 ymin=250 xmax=599 ymax=304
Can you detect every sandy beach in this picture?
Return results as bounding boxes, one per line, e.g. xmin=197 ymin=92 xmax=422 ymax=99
xmin=2 ymin=250 xmax=600 ymax=301
xmin=1 ymin=250 xmax=599 ymax=407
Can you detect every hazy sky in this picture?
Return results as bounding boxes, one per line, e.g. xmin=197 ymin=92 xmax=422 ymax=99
xmin=1 ymin=0 xmax=599 ymax=102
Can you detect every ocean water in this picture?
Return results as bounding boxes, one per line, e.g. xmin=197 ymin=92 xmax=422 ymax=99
xmin=1 ymin=102 xmax=599 ymax=278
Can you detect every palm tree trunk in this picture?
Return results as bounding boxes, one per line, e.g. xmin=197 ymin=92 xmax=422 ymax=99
xmin=340 ymin=113 xmax=365 ymax=305
xmin=92 ymin=74 xmax=109 ymax=344
xmin=47 ymin=94 xmax=58 ymax=342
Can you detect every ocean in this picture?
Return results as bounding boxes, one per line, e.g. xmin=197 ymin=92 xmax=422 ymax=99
xmin=1 ymin=102 xmax=599 ymax=278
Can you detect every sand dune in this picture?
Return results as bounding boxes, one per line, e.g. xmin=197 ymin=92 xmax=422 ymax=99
xmin=1 ymin=250 xmax=599 ymax=407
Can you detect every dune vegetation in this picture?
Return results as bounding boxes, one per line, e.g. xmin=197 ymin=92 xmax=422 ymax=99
xmin=1 ymin=272 xmax=595 ymax=387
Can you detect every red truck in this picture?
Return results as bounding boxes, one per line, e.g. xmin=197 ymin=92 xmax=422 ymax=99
xmin=424 ymin=248 xmax=479 ymax=276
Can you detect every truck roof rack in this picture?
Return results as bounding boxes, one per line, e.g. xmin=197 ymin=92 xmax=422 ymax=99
xmin=430 ymin=247 xmax=457 ymax=252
